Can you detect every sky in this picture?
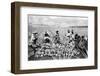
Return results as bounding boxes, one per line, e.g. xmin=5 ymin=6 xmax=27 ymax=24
xmin=28 ymin=14 xmax=88 ymax=27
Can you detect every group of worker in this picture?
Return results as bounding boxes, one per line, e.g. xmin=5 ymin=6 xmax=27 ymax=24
xmin=28 ymin=29 xmax=88 ymax=60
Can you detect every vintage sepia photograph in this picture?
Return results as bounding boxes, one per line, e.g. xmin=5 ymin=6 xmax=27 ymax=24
xmin=28 ymin=15 xmax=88 ymax=61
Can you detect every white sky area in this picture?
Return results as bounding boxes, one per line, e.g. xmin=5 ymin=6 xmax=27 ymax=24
xmin=28 ymin=15 xmax=88 ymax=27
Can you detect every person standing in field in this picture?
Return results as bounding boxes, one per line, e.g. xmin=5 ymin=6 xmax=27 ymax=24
xmin=54 ymin=30 xmax=61 ymax=44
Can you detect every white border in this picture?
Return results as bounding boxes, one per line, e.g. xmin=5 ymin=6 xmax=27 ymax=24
xmin=20 ymin=7 xmax=95 ymax=70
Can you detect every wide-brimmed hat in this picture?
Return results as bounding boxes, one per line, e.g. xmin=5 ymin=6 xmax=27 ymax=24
xmin=32 ymin=32 xmax=38 ymax=34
